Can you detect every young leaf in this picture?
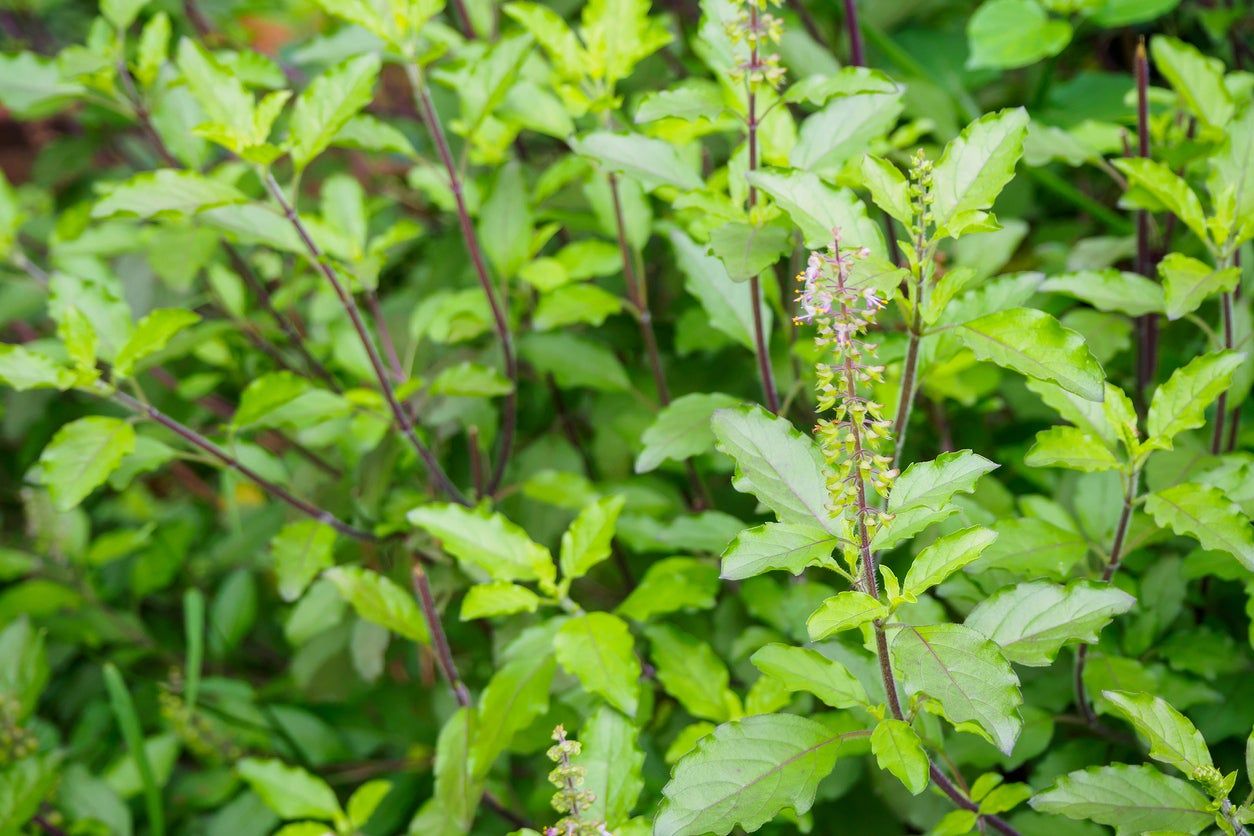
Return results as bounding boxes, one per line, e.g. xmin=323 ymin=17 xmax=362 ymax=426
xmin=270 ymin=520 xmax=337 ymax=603
xmin=577 ymin=706 xmax=645 ymax=827
xmin=559 ymin=494 xmax=626 ymax=581
xmin=92 ymin=170 xmax=247 ymax=220
xmin=236 ymin=758 xmax=341 ymax=822
xmin=964 ymin=581 xmax=1136 ymax=666
xmin=930 ymin=108 xmax=1029 ymax=235
xmin=804 ymin=591 xmax=888 ymax=644
xmin=871 ymin=718 xmax=929 ymax=795
xmin=958 ymin=307 xmax=1106 ymax=401
xmin=460 ymin=581 xmax=542 ymax=620
xmin=323 ymin=566 xmax=429 ymax=644
xmin=346 ymin=780 xmax=390 ymax=829
xmin=471 ymin=652 xmax=556 ymax=778
xmin=175 ymin=38 xmax=255 ymax=143
xmin=572 ymin=132 xmax=701 ymax=191
xmin=1114 ymin=158 xmax=1210 ymax=246
xmin=710 ymin=405 xmax=837 ymax=532
xmin=1025 ymin=426 xmax=1122 ymax=472
xmin=617 ymin=557 xmax=719 ymax=622
xmin=706 ymin=223 xmax=791 ymax=281
xmin=554 ymin=612 xmax=641 ymax=716
xmin=747 ymin=168 xmax=886 ymax=254
xmin=750 ymin=643 xmax=867 ymax=708
xmin=39 ymin=416 xmax=136 ymax=511
xmin=860 ymin=154 xmax=912 ymax=225
xmin=1103 ymin=691 xmax=1212 ymax=776
xmin=890 ymin=623 xmax=1023 ymax=754
xmin=1151 ymin=35 xmax=1234 ymax=128
xmin=636 ymin=393 xmax=740 ymax=473
xmin=1041 ymin=269 xmax=1165 ymax=316
xmin=409 ymin=504 xmax=555 ymax=586
xmin=0 ymin=345 xmax=74 ymax=392
xmin=646 ymin=625 xmax=734 ymax=722
xmin=720 ymin=522 xmax=841 ymax=580
xmin=966 ymin=0 xmax=1071 ymax=71
xmin=1030 ymin=764 xmax=1212 ymax=834
xmin=790 ymin=90 xmax=904 ymax=174
xmin=888 ymin=450 xmax=999 ymax=514
xmin=1144 ymin=483 xmax=1254 ymax=570
xmin=902 ymin=526 xmax=998 ymax=597
xmin=1145 ymin=351 xmax=1243 ymax=450
xmin=289 ymin=54 xmax=381 ymax=171
xmin=113 ymin=309 xmax=201 ymax=377
xmin=654 ymin=714 xmax=844 ymax=836
xmin=1160 ymin=253 xmax=1241 ymax=321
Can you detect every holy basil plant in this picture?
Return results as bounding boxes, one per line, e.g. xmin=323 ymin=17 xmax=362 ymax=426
xmin=0 ymin=0 xmax=1252 ymax=834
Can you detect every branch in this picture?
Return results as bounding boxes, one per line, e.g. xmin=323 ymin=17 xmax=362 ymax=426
xmin=842 ymin=0 xmax=865 ymax=67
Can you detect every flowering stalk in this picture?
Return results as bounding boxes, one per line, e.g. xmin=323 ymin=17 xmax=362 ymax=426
xmin=544 ymin=725 xmax=609 ymax=836
xmin=891 ymin=149 xmax=934 ymax=471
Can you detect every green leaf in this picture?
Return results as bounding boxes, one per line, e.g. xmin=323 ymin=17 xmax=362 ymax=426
xmin=1025 ymin=426 xmax=1122 ymax=472
xmin=635 ymin=80 xmax=724 ymax=123
xmin=471 ymin=651 xmax=555 ymax=777
xmin=890 ymin=623 xmax=1023 ymax=754
xmin=646 ymin=624 xmax=734 ymax=722
xmin=958 ymin=307 xmax=1106 ymax=401
xmin=232 ymin=371 xmax=312 ymax=429
xmin=871 ymin=719 xmax=929 ymax=795
xmin=0 ymin=344 xmax=74 ymax=392
xmin=1041 ymin=269 xmax=1165 ymax=316
xmin=903 ymin=526 xmax=998 ymax=597
xmin=175 ymin=38 xmax=256 ymax=144
xmin=859 ymin=154 xmax=912 ymax=226
xmin=790 ymin=89 xmax=904 ymax=173
xmin=616 ymin=557 xmax=718 ymax=622
xmin=1145 ymin=351 xmax=1244 ymax=449
xmin=577 ymin=706 xmax=645 ymax=827
xmin=1030 ymin=764 xmax=1212 ymax=834
xmin=710 ymin=404 xmax=836 ymax=532
xmin=39 ymin=416 xmax=136 ymax=511
xmin=572 ymin=132 xmax=701 ymax=191
xmin=236 ymin=758 xmax=341 ymax=822
xmin=92 ymin=170 xmax=247 ymax=220
xmin=1144 ymin=482 xmax=1254 ymax=570
xmin=0 ymin=52 xmax=84 ymax=118
xmin=668 ymin=226 xmax=772 ymax=350
xmin=554 ymin=612 xmax=641 ymax=716
xmin=559 ymin=495 xmax=625 ymax=582
xmin=323 ymin=566 xmax=429 ymax=644
xmin=0 ymin=618 xmax=48 ymax=720
xmin=720 ymin=522 xmax=841 ymax=580
xmin=346 ymin=780 xmax=390 ymax=829
xmin=460 ymin=581 xmax=541 ymax=620
xmin=1150 ymin=35 xmax=1234 ymax=128
xmin=807 ymin=591 xmax=888 ymax=640
xmin=503 ymin=2 xmax=586 ymax=79
xmin=1208 ymin=106 xmax=1254 ymax=242
xmin=1160 ymin=253 xmax=1241 ymax=320
xmin=888 ymin=450 xmax=999 ymax=514
xmin=636 ymin=393 xmax=740 ymax=473
xmin=271 ymin=520 xmax=337 ymax=603
xmin=429 ymin=361 xmax=512 ymax=398
xmin=479 ymin=159 xmax=532 ymax=281
xmin=1091 ymin=0 xmax=1179 ymax=25
xmin=967 ymin=0 xmax=1071 ymax=70
xmin=654 ymin=714 xmax=844 ymax=836
xmin=706 ymin=223 xmax=791 ymax=281
xmin=519 ymin=332 xmax=631 ymax=392
xmin=409 ymin=504 xmax=555 ymax=586
xmin=533 ymin=283 xmax=623 ymax=330
xmin=747 ymin=168 xmax=885 ymax=253
xmin=750 ymin=643 xmax=867 ymax=708
xmin=289 ymin=54 xmax=381 ymax=171
xmin=102 ymin=0 xmax=148 ymax=31
xmin=101 ymin=665 xmax=164 ymax=834
xmin=113 ymin=308 xmax=201 ymax=377
xmin=1114 ymin=158 xmax=1209 ymax=246
xmin=1103 ymin=691 xmax=1212 ymax=776
xmin=580 ymin=0 xmax=672 ymax=85
xmin=930 ymin=108 xmax=1029 ymax=235
xmin=977 ymin=517 xmax=1088 ymax=580
xmin=964 ymin=580 xmax=1136 ymax=666
xmin=409 ymin=708 xmax=480 ymax=832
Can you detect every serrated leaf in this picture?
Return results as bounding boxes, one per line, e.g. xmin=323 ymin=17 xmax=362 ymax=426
xmin=1114 ymin=157 xmax=1209 ymax=245
xmin=646 ymin=625 xmax=733 ymax=722
xmin=113 ymin=308 xmax=201 ymax=377
xmin=271 ymin=520 xmax=336 ymax=603
xmin=790 ymin=90 xmax=904 ymax=174
xmin=654 ymin=714 xmax=843 ymax=836
xmin=871 ymin=719 xmax=929 ymax=795
xmin=1103 ymin=691 xmax=1212 ymax=776
xmin=617 ymin=557 xmax=718 ymax=622
xmin=890 ymin=623 xmax=1022 ymax=754
xmin=965 ymin=581 xmax=1136 ymax=666
xmin=1030 ymin=764 xmax=1212 ymax=835
xmin=1160 ymin=253 xmax=1241 ymax=320
xmin=559 ymin=495 xmax=625 ymax=581
xmin=750 ymin=643 xmax=867 ymax=708
xmin=1025 ymin=426 xmax=1122 ymax=472
xmin=967 ymin=0 xmax=1071 ymax=70
xmin=747 ymin=168 xmax=885 ymax=254
xmin=720 ymin=522 xmax=841 ymax=580
xmin=577 ymin=705 xmax=645 ymax=827
xmin=1146 ymin=351 xmax=1243 ymax=449
xmin=1151 ymin=35 xmax=1233 ymax=128
xmin=710 ymin=405 xmax=836 ymax=532
xmin=236 ymin=758 xmax=341 ymax=821
xmin=289 ymin=53 xmax=380 ymax=170
xmin=859 ymin=154 xmax=912 ymax=225
xmin=1041 ymin=269 xmax=1164 ymax=316
xmin=232 ymin=371 xmax=312 ymax=429
xmin=636 ymin=393 xmax=740 ymax=473
xmin=176 ymin=38 xmax=255 ymax=144
xmin=409 ymin=504 xmax=555 ymax=586
xmin=977 ymin=517 xmax=1088 ymax=580
xmin=92 ymin=170 xmax=247 ymax=220
xmin=39 ymin=416 xmax=136 ymax=510
xmin=324 ymin=566 xmax=429 ymax=644
xmin=931 ymin=108 xmax=1029 ymax=234
xmin=460 ymin=581 xmax=541 ymax=620
xmin=1144 ymin=482 xmax=1254 ymax=570
xmin=554 ymin=612 xmax=640 ymax=716
xmin=706 ymin=223 xmax=791 ymax=281
xmin=903 ymin=526 xmax=998 ymax=597
xmin=958 ymin=307 xmax=1105 ymax=401
xmin=572 ymin=132 xmax=701 ymax=191
xmin=888 ymin=450 xmax=999 ymax=514
xmin=807 ymin=591 xmax=887 ymax=640
xmin=0 ymin=344 xmax=75 ymax=392
xmin=668 ymin=226 xmax=772 ymax=350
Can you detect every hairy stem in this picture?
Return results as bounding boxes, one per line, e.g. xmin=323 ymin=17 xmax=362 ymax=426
xmin=262 ymin=172 xmax=469 ymax=505
xmin=405 ymin=62 xmax=517 ymax=495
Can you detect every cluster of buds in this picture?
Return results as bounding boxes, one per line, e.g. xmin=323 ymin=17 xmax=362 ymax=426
xmin=728 ymin=0 xmax=786 ymax=89
xmin=796 ymin=233 xmax=897 ymax=532
xmin=158 ymin=673 xmax=242 ymax=763
xmin=544 ymin=725 xmax=610 ymax=836
xmin=908 ymin=149 xmax=934 ymax=236
xmin=0 ymin=694 xmax=37 ymax=765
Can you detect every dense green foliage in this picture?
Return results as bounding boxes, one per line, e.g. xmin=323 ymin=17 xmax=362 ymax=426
xmin=0 ymin=0 xmax=1252 ymax=834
